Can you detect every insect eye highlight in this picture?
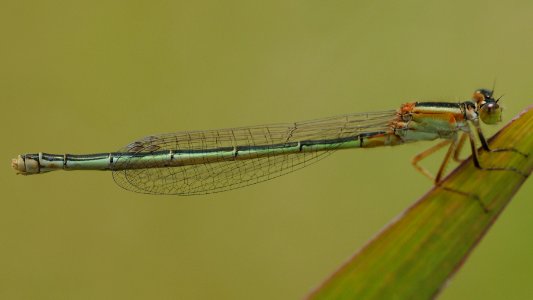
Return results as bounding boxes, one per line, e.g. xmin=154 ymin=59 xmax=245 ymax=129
xmin=479 ymin=101 xmax=502 ymax=124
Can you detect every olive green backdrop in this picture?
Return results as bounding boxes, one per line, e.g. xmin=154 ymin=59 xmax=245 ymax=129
xmin=1 ymin=1 xmax=532 ymax=299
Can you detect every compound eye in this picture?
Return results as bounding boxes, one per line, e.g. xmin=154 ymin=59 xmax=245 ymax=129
xmin=479 ymin=101 xmax=502 ymax=124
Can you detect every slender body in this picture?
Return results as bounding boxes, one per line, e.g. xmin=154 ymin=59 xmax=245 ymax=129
xmin=12 ymin=89 xmax=525 ymax=195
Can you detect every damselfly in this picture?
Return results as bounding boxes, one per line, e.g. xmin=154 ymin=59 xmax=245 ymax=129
xmin=12 ymin=89 xmax=528 ymax=196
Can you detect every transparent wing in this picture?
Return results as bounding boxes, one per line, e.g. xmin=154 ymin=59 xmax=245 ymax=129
xmin=112 ymin=110 xmax=397 ymax=195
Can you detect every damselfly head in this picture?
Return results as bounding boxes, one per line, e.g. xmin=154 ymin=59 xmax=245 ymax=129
xmin=473 ymin=89 xmax=502 ymax=124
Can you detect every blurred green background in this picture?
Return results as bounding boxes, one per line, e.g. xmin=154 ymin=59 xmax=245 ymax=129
xmin=1 ymin=1 xmax=532 ymax=299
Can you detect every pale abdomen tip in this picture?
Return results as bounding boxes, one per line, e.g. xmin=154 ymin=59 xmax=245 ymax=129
xmin=12 ymin=155 xmax=25 ymax=173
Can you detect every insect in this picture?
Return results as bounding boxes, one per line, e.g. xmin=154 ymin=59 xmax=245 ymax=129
xmin=12 ymin=89 xmax=527 ymax=199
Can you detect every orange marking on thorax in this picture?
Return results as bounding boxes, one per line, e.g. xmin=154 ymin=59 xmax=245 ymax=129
xmin=400 ymin=102 xmax=416 ymax=114
xmin=453 ymin=112 xmax=465 ymax=121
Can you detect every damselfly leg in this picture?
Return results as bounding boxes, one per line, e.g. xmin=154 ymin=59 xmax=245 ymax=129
xmin=466 ymin=122 xmax=529 ymax=178
xmin=411 ymin=120 xmax=528 ymax=213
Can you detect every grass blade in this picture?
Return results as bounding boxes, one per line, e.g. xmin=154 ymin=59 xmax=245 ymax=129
xmin=307 ymin=105 xmax=533 ymax=300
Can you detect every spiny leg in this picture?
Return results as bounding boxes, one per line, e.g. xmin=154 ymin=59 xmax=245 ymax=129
xmin=452 ymin=133 xmax=468 ymax=163
xmin=412 ymin=136 xmax=489 ymax=212
xmin=434 ymin=138 xmax=459 ymax=183
xmin=467 ymin=128 xmax=528 ymax=177
xmin=440 ymin=136 xmax=490 ymax=212
xmin=474 ymin=121 xmax=528 ymax=158
xmin=411 ymin=140 xmax=452 ymax=182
